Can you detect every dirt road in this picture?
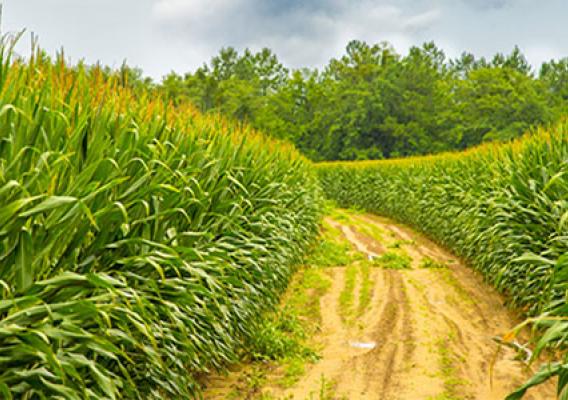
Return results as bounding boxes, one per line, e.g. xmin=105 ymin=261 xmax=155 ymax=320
xmin=278 ymin=211 xmax=555 ymax=400
xmin=204 ymin=210 xmax=556 ymax=399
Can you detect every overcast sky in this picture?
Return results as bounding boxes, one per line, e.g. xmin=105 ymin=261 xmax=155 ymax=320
xmin=3 ymin=0 xmax=567 ymax=80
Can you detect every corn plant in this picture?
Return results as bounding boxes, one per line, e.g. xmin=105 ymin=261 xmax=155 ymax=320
xmin=317 ymin=125 xmax=568 ymax=397
xmin=0 ymin=37 xmax=322 ymax=399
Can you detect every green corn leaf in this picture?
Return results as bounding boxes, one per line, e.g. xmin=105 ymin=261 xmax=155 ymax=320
xmin=15 ymin=229 xmax=33 ymax=292
xmin=19 ymin=196 xmax=77 ymax=217
xmin=0 ymin=383 xmax=12 ymax=400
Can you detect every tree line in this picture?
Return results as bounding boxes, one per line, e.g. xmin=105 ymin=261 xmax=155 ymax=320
xmin=142 ymin=41 xmax=568 ymax=161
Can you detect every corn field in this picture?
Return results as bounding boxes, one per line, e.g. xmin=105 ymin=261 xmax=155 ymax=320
xmin=317 ymin=126 xmax=568 ymax=398
xmin=0 ymin=39 xmax=321 ymax=399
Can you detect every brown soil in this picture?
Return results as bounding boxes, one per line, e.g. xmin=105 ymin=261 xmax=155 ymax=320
xmin=276 ymin=214 xmax=556 ymax=400
xmin=203 ymin=211 xmax=557 ymax=400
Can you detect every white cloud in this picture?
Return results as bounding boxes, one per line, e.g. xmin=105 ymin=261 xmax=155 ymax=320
xmin=464 ymin=0 xmax=512 ymax=10
xmin=153 ymin=0 xmax=244 ymax=21
xmin=403 ymin=9 xmax=442 ymax=31
xmin=151 ymin=0 xmax=443 ymax=68
xmin=5 ymin=0 xmax=568 ymax=79
xmin=525 ymin=45 xmax=563 ymax=67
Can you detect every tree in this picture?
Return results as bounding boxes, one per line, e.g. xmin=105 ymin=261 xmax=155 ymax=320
xmin=172 ymin=47 xmax=288 ymax=124
xmin=540 ymin=58 xmax=568 ymax=101
xmin=377 ymin=42 xmax=461 ymax=157
xmin=158 ymin=41 xmax=566 ymax=161
xmin=457 ymin=66 xmax=553 ymax=146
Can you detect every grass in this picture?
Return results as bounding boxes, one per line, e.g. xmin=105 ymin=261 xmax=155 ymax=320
xmin=227 ymin=365 xmax=270 ymax=399
xmin=339 ymin=264 xmax=358 ymax=324
xmin=279 ymin=358 xmax=307 ymax=388
xmin=428 ymin=334 xmax=471 ymax=400
xmin=327 ymin=209 xmax=352 ymax=227
xmin=420 ymin=257 xmax=448 ymax=269
xmin=358 ymin=261 xmax=374 ymax=316
xmin=255 ymin=375 xmax=345 ymax=400
xmin=331 ymin=209 xmax=385 ymax=243
xmin=339 ymin=260 xmax=376 ymax=324
xmin=304 ymin=220 xmax=360 ymax=267
xmin=285 ymin=267 xmax=332 ymax=331
xmin=244 ymin=308 xmax=318 ymax=363
xmin=357 ymin=222 xmax=385 ymax=243
xmin=372 ymin=251 xmax=412 ymax=269
xmin=218 ymin=233 xmax=334 ymax=398
xmin=437 ymin=269 xmax=475 ymax=305
xmin=308 ymin=375 xmax=347 ymax=400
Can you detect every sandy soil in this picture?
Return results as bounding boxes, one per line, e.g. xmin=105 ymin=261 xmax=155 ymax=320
xmin=276 ymin=213 xmax=556 ymax=400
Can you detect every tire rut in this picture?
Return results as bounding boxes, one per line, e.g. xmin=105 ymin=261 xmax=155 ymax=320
xmin=257 ymin=211 xmax=557 ymax=399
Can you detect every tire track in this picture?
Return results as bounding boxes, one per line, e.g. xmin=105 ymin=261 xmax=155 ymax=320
xmin=238 ymin=211 xmax=557 ymax=400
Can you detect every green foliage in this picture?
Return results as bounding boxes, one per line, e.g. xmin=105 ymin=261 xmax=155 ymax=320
xmin=505 ymin=253 xmax=568 ymax=399
xmin=540 ymin=58 xmax=568 ymax=102
xmin=304 ymin=215 xmax=360 ymax=267
xmin=420 ymin=257 xmax=447 ymax=269
xmin=317 ymin=124 xmax=568 ymax=396
xmin=457 ymin=66 xmax=552 ymax=147
xmin=162 ymin=47 xmax=288 ymax=126
xmin=244 ymin=308 xmax=317 ymax=362
xmin=0 ymin=41 xmax=321 ymax=398
xmin=225 ymin=261 xmax=331 ymax=397
xmin=161 ymin=41 xmax=565 ymax=162
xmin=285 ymin=267 xmax=331 ymax=330
xmin=339 ymin=264 xmax=358 ymax=323
xmin=429 ymin=334 xmax=470 ymax=400
xmin=372 ymin=251 xmax=412 ymax=269
xmin=305 ymin=235 xmax=353 ymax=267
xmin=357 ymin=261 xmax=373 ymax=315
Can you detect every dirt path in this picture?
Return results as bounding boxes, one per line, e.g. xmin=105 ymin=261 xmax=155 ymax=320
xmin=276 ymin=212 xmax=556 ymax=400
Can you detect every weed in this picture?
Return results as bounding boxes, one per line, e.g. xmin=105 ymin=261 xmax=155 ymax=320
xmin=222 ymin=262 xmax=331 ymax=397
xmin=244 ymin=309 xmax=317 ymax=362
xmin=305 ymin=221 xmax=358 ymax=267
xmin=358 ymin=261 xmax=374 ymax=316
xmin=420 ymin=257 xmax=448 ymax=269
xmin=307 ymin=375 xmax=345 ymax=400
xmin=373 ymin=251 xmax=412 ymax=269
xmin=428 ymin=334 xmax=472 ymax=400
xmin=339 ymin=264 xmax=358 ymax=323
xmin=279 ymin=358 xmax=306 ymax=388
xmin=306 ymin=238 xmax=354 ymax=267
xmin=286 ymin=267 xmax=331 ymax=329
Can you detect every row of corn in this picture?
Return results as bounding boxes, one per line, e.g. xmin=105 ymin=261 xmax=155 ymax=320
xmin=0 ymin=41 xmax=321 ymax=398
xmin=317 ymin=125 xmax=568 ymax=398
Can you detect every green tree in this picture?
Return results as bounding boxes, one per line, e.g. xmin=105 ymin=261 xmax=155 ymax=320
xmin=457 ymin=66 xmax=553 ymax=146
xmin=378 ymin=42 xmax=461 ymax=157
xmin=540 ymin=58 xmax=568 ymax=104
xmin=158 ymin=41 xmax=566 ymax=161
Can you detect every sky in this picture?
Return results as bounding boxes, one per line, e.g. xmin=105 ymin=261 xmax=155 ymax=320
xmin=3 ymin=0 xmax=568 ymax=80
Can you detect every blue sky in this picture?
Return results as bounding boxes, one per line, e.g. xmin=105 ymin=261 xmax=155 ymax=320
xmin=4 ymin=0 xmax=567 ymax=80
